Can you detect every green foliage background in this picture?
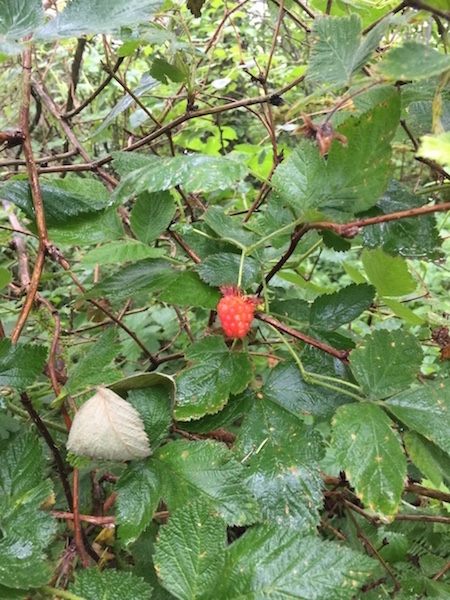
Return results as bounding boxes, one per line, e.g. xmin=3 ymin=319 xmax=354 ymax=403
xmin=0 ymin=0 xmax=450 ymax=598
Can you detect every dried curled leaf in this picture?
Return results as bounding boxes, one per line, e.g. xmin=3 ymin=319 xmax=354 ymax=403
xmin=296 ymin=112 xmax=348 ymax=157
xmin=67 ymin=387 xmax=151 ymax=461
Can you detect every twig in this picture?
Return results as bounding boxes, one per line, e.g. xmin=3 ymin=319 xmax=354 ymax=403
xmin=346 ymin=504 xmax=402 ymax=591
xmin=51 ymin=511 xmax=115 ymax=526
xmin=20 ymin=392 xmax=73 ymax=509
xmin=306 ymin=201 xmax=450 ymax=237
xmin=10 ymin=46 xmax=48 ymax=343
xmin=255 ymin=312 xmax=350 ymax=362
xmin=63 ymin=57 xmax=124 ymax=118
xmin=72 ymin=468 xmax=90 ymax=568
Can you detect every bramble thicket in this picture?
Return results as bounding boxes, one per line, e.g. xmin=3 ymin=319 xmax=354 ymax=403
xmin=0 ymin=0 xmax=450 ymax=598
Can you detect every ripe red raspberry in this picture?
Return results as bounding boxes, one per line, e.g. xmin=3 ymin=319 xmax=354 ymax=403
xmin=217 ymin=286 xmax=258 ymax=339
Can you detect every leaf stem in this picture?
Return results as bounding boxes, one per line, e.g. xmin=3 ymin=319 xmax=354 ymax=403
xmin=39 ymin=586 xmax=86 ymax=600
xmin=266 ymin=324 xmax=366 ymax=402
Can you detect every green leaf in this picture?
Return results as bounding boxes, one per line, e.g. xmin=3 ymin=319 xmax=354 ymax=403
xmin=154 ymin=439 xmax=260 ymax=526
xmin=175 ymin=336 xmax=253 ymax=420
xmin=215 ymin=525 xmax=375 ymax=599
xmin=263 ymin=356 xmax=351 ymax=417
xmin=66 ymin=328 xmax=121 ymax=394
xmin=92 ymin=73 xmax=159 ymax=137
xmin=404 ymin=431 xmax=450 ymax=488
xmin=309 ymin=283 xmax=375 ymax=330
xmin=331 ymin=403 xmax=406 ymax=517
xmin=35 ymin=0 xmax=164 ymax=39
xmin=0 ymin=340 xmax=47 ymax=390
xmin=113 ymin=153 xmax=248 ymax=201
xmin=361 ymin=247 xmax=416 ymax=296
xmin=382 ymin=298 xmax=425 ymax=326
xmin=417 ymin=131 xmax=450 ymax=170
xmin=273 ymin=89 xmax=400 ymax=220
xmin=71 ymin=568 xmax=153 ymax=600
xmin=116 ymin=460 xmax=162 ymax=546
xmin=386 ymin=381 xmax=450 ymax=456
xmin=1 ymin=181 xmax=109 ymax=226
xmin=0 ymin=433 xmax=55 ymax=588
xmin=362 ymin=180 xmax=442 ymax=260
xmin=0 ymin=267 xmax=11 ymax=290
xmin=234 ymin=392 xmax=324 ymax=532
xmin=0 ymin=0 xmax=44 ymax=55
xmin=0 ymin=538 xmax=51 ymax=589
xmin=158 ymin=271 xmax=219 ymax=309
xmin=203 ymin=206 xmax=258 ymax=249
xmin=150 ymin=56 xmax=188 ymax=84
xmin=82 ymin=240 xmax=166 ymax=264
xmin=126 ymin=385 xmax=173 ymax=451
xmin=154 ymin=500 xmax=226 ymax=600
xmin=47 ymin=207 xmax=124 ymax=245
xmin=349 ymin=329 xmax=423 ymax=399
xmin=307 ymin=14 xmax=389 ymax=85
xmin=197 ymin=252 xmax=260 ymax=288
xmin=83 ymin=259 xmax=175 ymax=301
xmin=378 ymin=42 xmax=450 ymax=81
xmin=130 ymin=191 xmax=176 ymax=244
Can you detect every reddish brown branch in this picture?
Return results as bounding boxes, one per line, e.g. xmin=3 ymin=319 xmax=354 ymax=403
xmin=255 ymin=312 xmax=350 ymax=362
xmin=72 ymin=468 xmax=90 ymax=568
xmin=20 ymin=392 xmax=73 ymax=509
xmin=308 ymin=201 xmax=450 ymax=237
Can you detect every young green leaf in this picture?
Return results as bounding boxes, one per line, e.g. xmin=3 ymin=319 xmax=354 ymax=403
xmin=154 ymin=501 xmax=226 ymax=600
xmin=361 ymin=247 xmax=417 ymax=296
xmin=349 ymin=329 xmax=423 ymax=399
xmin=82 ymin=240 xmax=165 ymax=264
xmin=175 ymin=336 xmax=253 ymax=420
xmin=331 ymin=403 xmax=406 ymax=517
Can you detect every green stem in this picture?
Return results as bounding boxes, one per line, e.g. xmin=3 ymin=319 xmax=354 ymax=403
xmin=246 ymin=216 xmax=305 ymax=254
xmin=7 ymin=402 xmax=67 ymax=433
xmin=267 ymin=325 xmax=366 ymax=402
xmin=237 ymin=250 xmax=246 ymax=288
xmin=39 ymin=586 xmax=86 ymax=600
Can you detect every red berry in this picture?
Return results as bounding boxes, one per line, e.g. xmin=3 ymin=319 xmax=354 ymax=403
xmin=217 ymin=287 xmax=258 ymax=339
